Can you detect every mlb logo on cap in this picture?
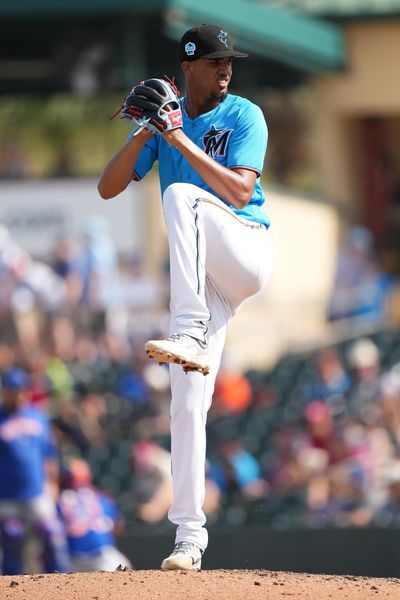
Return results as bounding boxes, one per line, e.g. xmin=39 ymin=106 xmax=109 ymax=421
xmin=185 ymin=42 xmax=196 ymax=56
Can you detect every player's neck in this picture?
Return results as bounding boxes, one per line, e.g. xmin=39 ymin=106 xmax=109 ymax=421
xmin=184 ymin=93 xmax=224 ymax=119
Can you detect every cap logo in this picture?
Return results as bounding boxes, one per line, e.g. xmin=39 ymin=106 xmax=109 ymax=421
xmin=185 ymin=42 xmax=196 ymax=56
xmin=217 ymin=30 xmax=228 ymax=48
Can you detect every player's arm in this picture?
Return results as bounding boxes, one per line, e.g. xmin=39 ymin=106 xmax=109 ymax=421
xmin=163 ymin=129 xmax=256 ymax=210
xmin=97 ymin=130 xmax=153 ymax=199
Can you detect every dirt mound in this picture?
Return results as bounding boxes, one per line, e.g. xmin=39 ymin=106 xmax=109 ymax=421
xmin=1 ymin=569 xmax=400 ymax=599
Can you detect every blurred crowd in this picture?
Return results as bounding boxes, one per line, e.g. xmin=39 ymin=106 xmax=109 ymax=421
xmin=241 ymin=333 xmax=400 ymax=529
xmin=1 ymin=218 xmax=400 ymax=574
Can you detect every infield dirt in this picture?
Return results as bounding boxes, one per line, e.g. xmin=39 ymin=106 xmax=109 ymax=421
xmin=1 ymin=569 xmax=400 ymax=599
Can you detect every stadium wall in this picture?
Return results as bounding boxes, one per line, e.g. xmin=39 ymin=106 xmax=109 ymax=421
xmin=119 ymin=526 xmax=400 ymax=577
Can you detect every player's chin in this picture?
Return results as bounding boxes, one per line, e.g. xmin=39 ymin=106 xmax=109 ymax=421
xmin=212 ymin=90 xmax=228 ymax=102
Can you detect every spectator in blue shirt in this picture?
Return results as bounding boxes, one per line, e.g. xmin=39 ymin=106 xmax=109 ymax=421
xmin=58 ymin=457 xmax=132 ymax=572
xmin=210 ymin=439 xmax=268 ymax=503
xmin=0 ymin=367 xmax=70 ymax=575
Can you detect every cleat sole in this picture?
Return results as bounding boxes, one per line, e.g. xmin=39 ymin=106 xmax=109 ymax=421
xmin=144 ymin=342 xmax=210 ymax=376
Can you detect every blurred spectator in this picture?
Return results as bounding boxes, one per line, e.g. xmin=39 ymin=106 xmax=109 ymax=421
xmin=46 ymin=355 xmax=74 ymax=401
xmin=380 ymin=363 xmax=400 ymax=448
xmin=210 ymin=439 xmax=268 ymax=503
xmin=108 ymin=251 xmax=169 ymax=341
xmin=52 ymin=237 xmax=78 ymax=280
xmin=131 ymin=440 xmax=221 ymax=524
xmin=132 ymin=362 xmax=171 ymax=438
xmin=0 ymin=367 xmax=70 ymax=575
xmin=58 ymin=457 xmax=132 ymax=572
xmin=78 ymin=391 xmax=107 ymax=446
xmin=51 ymin=398 xmax=92 ymax=455
xmin=99 ymin=331 xmax=132 ymax=374
xmin=130 ymin=440 xmax=173 ymax=524
xmin=326 ymin=463 xmax=372 ymax=527
xmin=378 ymin=461 xmax=400 ymax=525
xmin=68 ymin=333 xmax=102 ymax=395
xmin=327 ymin=225 xmax=393 ymax=326
xmin=114 ymin=360 xmax=150 ymax=413
xmin=118 ymin=252 xmax=166 ymax=315
xmin=0 ymin=224 xmax=66 ymax=345
xmin=51 ymin=237 xmax=83 ymax=309
xmin=21 ymin=346 xmax=52 ymax=410
xmin=268 ymin=425 xmax=311 ymax=501
xmin=346 ymin=338 xmax=383 ymax=423
xmin=48 ymin=314 xmax=77 ymax=365
xmin=305 ymin=347 xmax=351 ymax=419
xmin=0 ymin=342 xmax=16 ymax=373
xmin=74 ymin=215 xmax=120 ymax=333
xmin=303 ymin=401 xmax=346 ymax=465
xmin=211 ymin=352 xmax=253 ymax=417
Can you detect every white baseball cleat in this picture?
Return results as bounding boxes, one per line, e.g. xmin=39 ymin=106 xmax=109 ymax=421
xmin=161 ymin=541 xmax=203 ymax=571
xmin=145 ymin=333 xmax=210 ymax=376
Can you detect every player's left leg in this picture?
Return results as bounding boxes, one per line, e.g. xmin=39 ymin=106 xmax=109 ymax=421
xmin=162 ymin=281 xmax=231 ymax=570
xmin=149 ymin=182 xmax=274 ymax=570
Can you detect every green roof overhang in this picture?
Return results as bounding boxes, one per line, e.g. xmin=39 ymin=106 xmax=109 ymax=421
xmin=267 ymin=1 xmax=400 ymax=18
xmin=0 ymin=0 xmax=165 ymax=17
xmin=1 ymin=0 xmax=346 ymax=73
xmin=165 ymin=0 xmax=345 ymax=72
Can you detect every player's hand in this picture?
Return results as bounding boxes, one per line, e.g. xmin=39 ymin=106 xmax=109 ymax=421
xmin=120 ymin=78 xmax=182 ymax=135
xmin=162 ymin=127 xmax=186 ymax=148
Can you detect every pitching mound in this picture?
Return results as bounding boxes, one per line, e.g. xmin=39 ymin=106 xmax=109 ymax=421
xmin=1 ymin=569 xmax=400 ymax=599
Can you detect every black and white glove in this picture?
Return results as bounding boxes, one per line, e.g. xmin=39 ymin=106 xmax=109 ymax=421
xmin=120 ymin=78 xmax=182 ymax=135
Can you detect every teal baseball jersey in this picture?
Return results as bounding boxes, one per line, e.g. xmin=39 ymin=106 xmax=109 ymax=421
xmin=132 ymin=93 xmax=270 ymax=227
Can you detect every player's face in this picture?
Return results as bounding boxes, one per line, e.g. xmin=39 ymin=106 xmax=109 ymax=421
xmin=186 ymin=57 xmax=233 ymax=101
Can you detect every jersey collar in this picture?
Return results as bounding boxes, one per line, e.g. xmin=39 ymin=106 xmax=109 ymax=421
xmin=181 ymin=94 xmax=232 ymax=123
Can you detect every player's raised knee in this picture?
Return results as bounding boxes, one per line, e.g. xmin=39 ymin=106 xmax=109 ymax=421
xmin=163 ymin=182 xmax=191 ymax=207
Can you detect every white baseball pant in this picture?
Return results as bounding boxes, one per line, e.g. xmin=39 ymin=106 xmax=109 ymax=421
xmin=162 ymin=183 xmax=274 ymax=550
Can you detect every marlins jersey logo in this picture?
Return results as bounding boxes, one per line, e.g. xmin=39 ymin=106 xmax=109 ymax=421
xmin=202 ymin=125 xmax=232 ymax=158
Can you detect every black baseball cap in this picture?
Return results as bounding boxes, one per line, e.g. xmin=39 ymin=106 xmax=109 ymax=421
xmin=180 ymin=24 xmax=248 ymax=62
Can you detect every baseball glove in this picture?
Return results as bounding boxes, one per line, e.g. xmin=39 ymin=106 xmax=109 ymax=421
xmin=119 ymin=78 xmax=182 ymax=135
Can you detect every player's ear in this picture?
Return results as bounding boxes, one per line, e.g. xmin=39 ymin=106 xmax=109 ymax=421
xmin=181 ymin=61 xmax=192 ymax=78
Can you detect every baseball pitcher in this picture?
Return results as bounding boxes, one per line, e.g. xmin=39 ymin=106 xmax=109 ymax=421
xmin=98 ymin=23 xmax=274 ymax=570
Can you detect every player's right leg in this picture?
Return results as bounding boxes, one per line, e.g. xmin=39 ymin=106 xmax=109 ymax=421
xmin=145 ymin=333 xmax=210 ymax=375
xmin=145 ymin=183 xmax=211 ymax=373
xmin=145 ymin=182 xmax=273 ymax=374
